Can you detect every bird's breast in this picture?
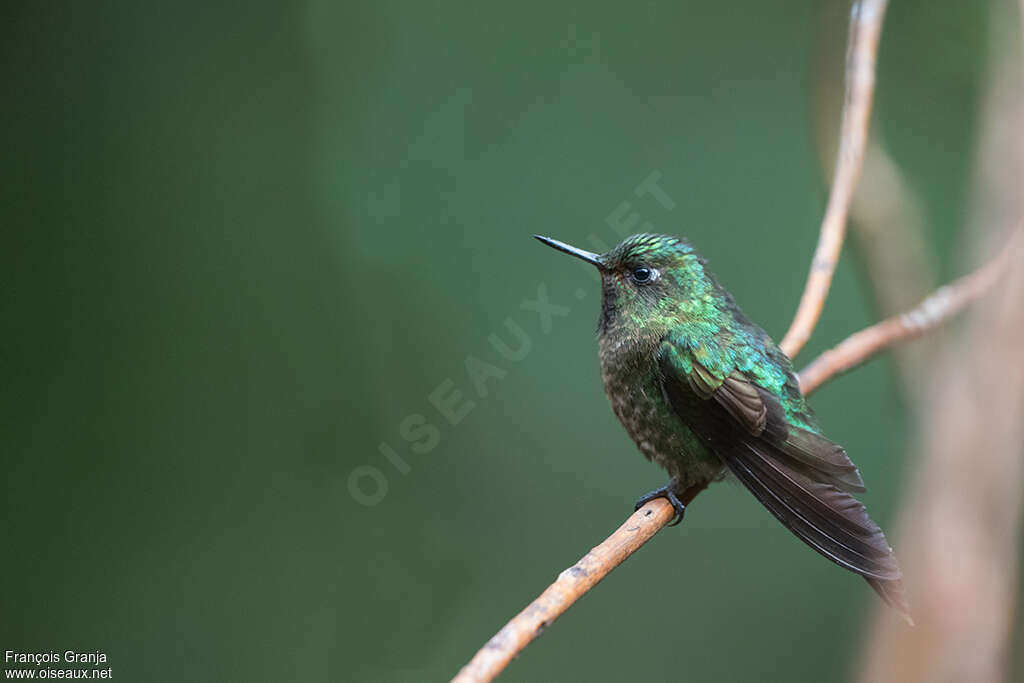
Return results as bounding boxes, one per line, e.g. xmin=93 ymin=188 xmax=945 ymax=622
xmin=598 ymin=337 xmax=719 ymax=485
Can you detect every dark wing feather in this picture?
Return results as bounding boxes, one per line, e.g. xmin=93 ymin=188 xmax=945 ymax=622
xmin=783 ymin=427 xmax=867 ymax=494
xmin=722 ymin=441 xmax=909 ymax=617
xmin=705 ymin=368 xmax=865 ymax=493
xmin=658 ymin=350 xmax=910 ymax=620
xmin=723 ymin=440 xmax=898 ymax=578
xmin=714 ymin=374 xmax=770 ymax=437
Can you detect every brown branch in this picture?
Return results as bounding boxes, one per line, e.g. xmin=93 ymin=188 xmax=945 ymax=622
xmin=810 ymin=2 xmax=940 ymax=391
xmin=450 ymin=498 xmax=676 ymax=683
xmin=779 ymin=0 xmax=889 ymax=359
xmin=798 ymin=240 xmax=1013 ymax=396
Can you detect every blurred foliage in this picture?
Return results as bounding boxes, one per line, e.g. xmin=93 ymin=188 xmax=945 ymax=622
xmin=1 ymin=1 xmax=997 ymax=681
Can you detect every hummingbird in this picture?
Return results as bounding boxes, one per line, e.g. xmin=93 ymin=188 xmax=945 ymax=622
xmin=535 ymin=232 xmax=909 ymax=619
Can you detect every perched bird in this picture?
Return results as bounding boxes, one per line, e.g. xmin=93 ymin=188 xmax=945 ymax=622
xmin=535 ymin=232 xmax=909 ymax=620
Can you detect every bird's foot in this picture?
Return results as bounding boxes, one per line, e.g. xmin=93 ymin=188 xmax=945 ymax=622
xmin=634 ymin=482 xmax=687 ymax=526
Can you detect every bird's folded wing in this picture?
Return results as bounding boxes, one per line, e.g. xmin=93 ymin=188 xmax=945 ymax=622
xmin=657 ymin=342 xmax=909 ymax=617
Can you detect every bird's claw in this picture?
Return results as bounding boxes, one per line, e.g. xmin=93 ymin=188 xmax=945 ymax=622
xmin=634 ymin=483 xmax=687 ymax=526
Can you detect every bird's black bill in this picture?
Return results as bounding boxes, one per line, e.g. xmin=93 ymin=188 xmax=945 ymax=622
xmin=533 ymin=235 xmax=604 ymax=268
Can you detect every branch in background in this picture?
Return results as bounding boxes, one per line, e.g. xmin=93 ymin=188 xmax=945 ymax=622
xmin=845 ymin=141 xmax=942 ymax=391
xmin=859 ymin=0 xmax=1024 ymax=680
xmin=859 ymin=240 xmax=1024 ymax=683
xmin=780 ymin=0 xmax=890 ymax=359
xmin=798 ymin=239 xmax=1013 ymax=396
xmin=810 ymin=1 xmax=940 ymax=392
xmin=859 ymin=236 xmax=1024 ymax=683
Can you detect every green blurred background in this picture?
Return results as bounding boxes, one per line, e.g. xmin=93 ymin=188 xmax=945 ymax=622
xmin=2 ymin=1 xmax=999 ymax=681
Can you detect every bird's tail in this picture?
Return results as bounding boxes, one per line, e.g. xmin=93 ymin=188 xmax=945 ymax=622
xmin=867 ymin=577 xmax=913 ymax=625
xmin=719 ymin=434 xmax=913 ymax=624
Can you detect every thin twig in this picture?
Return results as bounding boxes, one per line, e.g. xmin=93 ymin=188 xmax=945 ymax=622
xmin=779 ymin=0 xmax=889 ymax=359
xmin=798 ymin=241 xmax=1013 ymax=396
xmin=451 ymin=499 xmax=676 ymax=683
xmin=809 ymin=4 xmax=940 ymax=390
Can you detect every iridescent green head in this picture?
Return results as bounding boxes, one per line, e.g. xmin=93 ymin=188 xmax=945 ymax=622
xmin=534 ymin=233 xmax=711 ymax=332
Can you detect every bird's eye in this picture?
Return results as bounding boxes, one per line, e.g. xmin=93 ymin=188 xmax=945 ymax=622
xmin=631 ymin=267 xmax=657 ymax=284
